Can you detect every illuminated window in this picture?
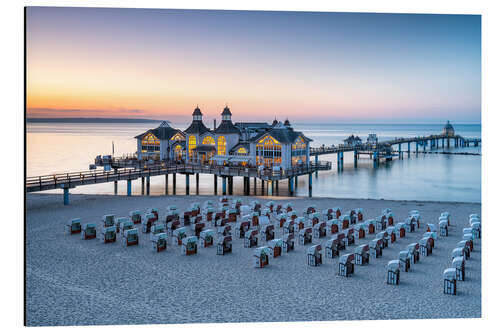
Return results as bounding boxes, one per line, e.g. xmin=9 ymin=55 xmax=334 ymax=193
xmin=202 ymin=136 xmax=215 ymax=145
xmin=170 ymin=133 xmax=184 ymax=141
xmin=188 ymin=136 xmax=196 ymax=158
xmin=174 ymin=145 xmax=183 ymax=160
xmin=217 ymin=136 xmax=226 ymax=156
xmin=256 ymin=135 xmax=282 ymax=167
xmin=236 ymin=147 xmax=247 ymax=155
xmin=141 ymin=133 xmax=160 ymax=153
xmin=292 ymin=136 xmax=306 ymax=166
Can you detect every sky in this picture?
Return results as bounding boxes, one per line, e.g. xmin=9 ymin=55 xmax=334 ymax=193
xmin=26 ymin=7 xmax=481 ymax=123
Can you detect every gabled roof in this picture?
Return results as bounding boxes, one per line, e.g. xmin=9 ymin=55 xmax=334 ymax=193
xmin=229 ymin=142 xmax=250 ymax=154
xmin=215 ymin=120 xmax=241 ymax=134
xmin=192 ymin=106 xmax=202 ymax=116
xmin=250 ymin=127 xmax=312 ymax=144
xmin=135 ymin=125 xmax=183 ymax=141
xmin=221 ymin=106 xmax=232 ymax=116
xmin=184 ymin=120 xmax=211 ymax=135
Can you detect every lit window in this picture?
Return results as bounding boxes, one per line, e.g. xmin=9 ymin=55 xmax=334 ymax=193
xmin=202 ymin=136 xmax=215 ymax=145
xmin=292 ymin=136 xmax=306 ymax=166
xmin=236 ymin=147 xmax=247 ymax=155
xmin=256 ymin=135 xmax=281 ymax=167
xmin=188 ymin=136 xmax=196 ymax=158
xmin=217 ymin=136 xmax=226 ymax=156
xmin=171 ymin=133 xmax=184 ymax=141
xmin=141 ymin=133 xmax=160 ymax=153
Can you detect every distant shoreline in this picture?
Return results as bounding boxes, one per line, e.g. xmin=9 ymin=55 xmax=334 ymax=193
xmin=26 ymin=118 xmax=160 ymax=123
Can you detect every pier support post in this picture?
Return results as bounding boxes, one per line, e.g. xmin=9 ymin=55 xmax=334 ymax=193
xmin=354 ymin=149 xmax=358 ymax=168
xmin=337 ymin=153 xmax=340 ymax=171
xmin=340 ymin=151 xmax=344 ymax=170
xmin=423 ymin=141 xmax=426 ymax=152
xmin=416 ymin=143 xmax=419 ymax=155
xmin=141 ymin=177 xmax=145 ymax=195
xmin=398 ymin=144 xmax=402 ymax=159
xmin=275 ymin=180 xmax=279 ymax=196
xmin=185 ymin=174 xmax=190 ymax=195
xmin=222 ymin=177 xmax=227 ymax=195
xmin=267 ymin=180 xmax=273 ymax=196
xmin=127 ymin=179 xmax=132 ymax=196
xmin=373 ymin=151 xmax=378 ymax=168
xmin=288 ymin=177 xmax=294 ymax=196
xmin=315 ymin=155 xmax=319 ymax=178
xmin=214 ymin=175 xmax=217 ymax=195
xmin=63 ymin=187 xmax=69 ymax=205
xmin=254 ymin=177 xmax=257 ymax=195
xmin=114 ymin=181 xmax=118 ymax=195
xmin=196 ymin=173 xmax=199 ymax=195
xmin=165 ymin=174 xmax=168 ymax=195
xmin=308 ymin=173 xmax=312 ymax=198
xmin=295 ymin=176 xmax=298 ymax=188
xmin=146 ymin=176 xmax=150 ymax=196
xmin=447 ymin=138 xmax=450 ymax=148
xmin=228 ymin=176 xmax=233 ymax=195
xmin=173 ymin=173 xmax=176 ymax=195
xmin=261 ymin=179 xmax=265 ymax=194
xmin=408 ymin=142 xmax=411 ymax=157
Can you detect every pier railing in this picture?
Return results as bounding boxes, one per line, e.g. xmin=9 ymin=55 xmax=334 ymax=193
xmin=26 ymin=161 xmax=332 ymax=193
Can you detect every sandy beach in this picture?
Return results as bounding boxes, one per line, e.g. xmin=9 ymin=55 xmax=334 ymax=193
xmin=25 ymin=193 xmax=481 ymax=326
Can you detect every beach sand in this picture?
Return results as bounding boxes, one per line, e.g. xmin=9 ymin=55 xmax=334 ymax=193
xmin=25 ymin=193 xmax=481 ymax=326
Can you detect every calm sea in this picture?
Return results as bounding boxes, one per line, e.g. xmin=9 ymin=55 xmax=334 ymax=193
xmin=26 ymin=122 xmax=481 ymax=203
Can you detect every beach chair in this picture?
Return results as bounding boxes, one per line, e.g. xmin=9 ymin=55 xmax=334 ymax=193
xmin=172 ymin=227 xmax=187 ymax=245
xmin=410 ymin=214 xmax=420 ymax=229
xmin=346 ymin=228 xmax=355 ymax=246
xmin=129 ymin=210 xmax=141 ymax=225
xmin=349 ymin=209 xmax=357 ymax=224
xmin=261 ymin=224 xmax=275 ymax=242
xmin=386 ymin=227 xmax=396 ymax=243
xmin=244 ymin=229 xmax=259 ymax=248
xmin=275 ymin=204 xmax=283 ymax=215
xmin=203 ymin=207 xmax=215 ymax=223
xmin=182 ymin=236 xmax=198 ymax=255
xmin=268 ymin=239 xmax=283 ymax=258
xmin=399 ymin=250 xmax=411 ymax=272
xmin=219 ymin=196 xmax=229 ymax=205
xmin=307 ymin=244 xmax=322 ymax=266
xmin=427 ymin=223 xmax=437 ymax=234
xmin=451 ymin=247 xmax=464 ymax=260
xmin=463 ymin=234 xmax=474 ymax=252
xmin=313 ymin=222 xmax=327 ymax=239
xmin=189 ymin=202 xmax=200 ymax=216
xmin=250 ymin=200 xmax=261 ymax=213
xmin=253 ymin=246 xmax=271 ymax=268
xmin=80 ymin=223 xmax=97 ymax=240
xmin=387 ymin=260 xmax=400 ymax=285
xmin=443 ymin=268 xmax=457 ymax=295
xmin=142 ymin=213 xmax=156 ymax=233
xmin=282 ymin=233 xmax=294 ymax=253
xmin=299 ymin=227 xmax=313 ymax=245
xmin=338 ymin=253 xmax=355 ymax=277
xmin=439 ymin=221 xmax=448 ymax=237
xmin=150 ymin=224 xmax=166 ymax=240
xmin=294 ymin=217 xmax=305 ymax=233
xmin=322 ymin=208 xmax=334 ymax=221
xmin=369 ymin=238 xmax=383 ymax=258
xmin=452 ymin=256 xmax=465 ymax=281
xmin=123 ymin=228 xmax=139 ymax=246
xmin=218 ymin=225 xmax=232 ymax=238
xmin=333 ymin=207 xmax=342 ymax=219
xmin=326 ymin=219 xmax=340 ymax=234
xmin=385 ymin=212 xmax=394 ymax=226
xmin=102 ymin=214 xmax=116 ymax=229
xmin=423 ymin=232 xmax=436 ymax=249
xmin=395 ymin=223 xmax=406 ymax=238
xmin=277 ymin=213 xmax=287 ymax=228
xmin=166 ymin=220 xmax=181 ymax=237
xmin=325 ymin=238 xmax=340 ymax=258
xmin=194 ymin=222 xmax=205 ymax=237
xmin=217 ymin=235 xmax=232 ymax=255
xmin=100 ymin=226 xmax=117 ymax=244
xmin=147 ymin=208 xmax=159 ymax=222
xmin=165 ymin=212 xmax=179 ymax=224
xmin=283 ymin=220 xmax=295 ymax=236
xmin=366 ymin=219 xmax=376 ymax=234
xmin=284 ymin=202 xmax=293 ymax=213
xmin=337 ymin=232 xmax=346 ymax=251
xmin=151 ymin=233 xmax=167 ymax=252
xmin=340 ymin=215 xmax=350 ymax=229
xmin=356 ymin=208 xmax=364 ymax=222
xmin=354 ymin=244 xmax=370 ymax=265
xmin=288 ymin=210 xmax=298 ymax=222
xmin=406 ymin=217 xmax=416 ymax=233
xmin=310 ymin=212 xmax=321 ymax=227
xmin=235 ymin=221 xmax=250 ymax=238
xmin=375 ymin=216 xmax=386 ymax=231
xmin=441 ymin=211 xmax=451 ymax=226
xmin=119 ymin=219 xmax=134 ymax=237
xmin=354 ymin=224 xmax=366 ymax=239
xmin=199 ymin=229 xmax=214 ymax=248
xmin=227 ymin=208 xmax=238 ymax=223
xmin=377 ymin=231 xmax=389 ymax=248
xmin=419 ymin=237 xmax=432 ymax=256
xmin=457 ymin=240 xmax=471 ymax=260
xmin=66 ymin=218 xmax=82 ymax=235
xmin=232 ymin=198 xmax=242 ymax=211
xmin=265 ymin=201 xmax=274 ymax=213
xmin=407 ymin=243 xmax=420 ymax=263
xmin=471 ymin=222 xmax=481 ymax=239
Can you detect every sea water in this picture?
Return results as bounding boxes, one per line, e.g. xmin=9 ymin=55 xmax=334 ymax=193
xmin=26 ymin=122 xmax=481 ymax=202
